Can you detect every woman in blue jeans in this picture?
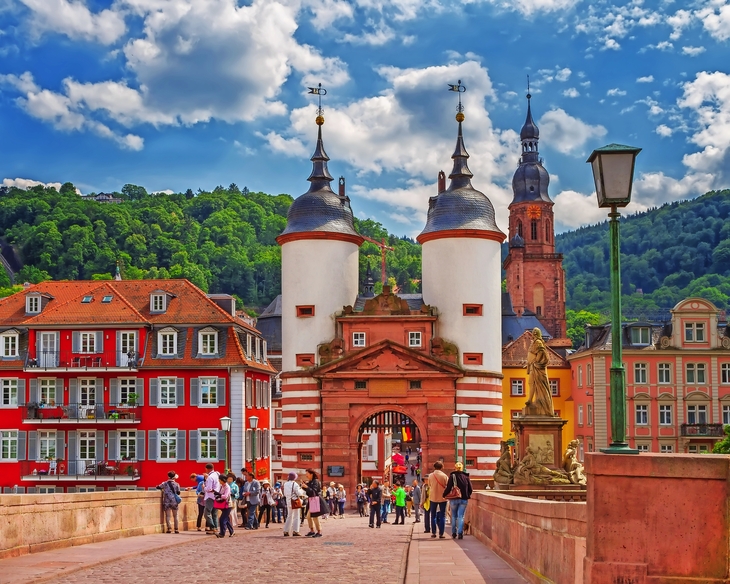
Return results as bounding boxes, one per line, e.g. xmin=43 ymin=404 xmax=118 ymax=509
xmin=442 ymin=461 xmax=473 ymax=539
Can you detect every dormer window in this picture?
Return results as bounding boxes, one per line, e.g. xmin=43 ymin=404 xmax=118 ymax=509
xmin=151 ymin=293 xmax=166 ymax=313
xmin=198 ymin=328 xmax=218 ymax=356
xmin=630 ymin=327 xmax=650 ymax=345
xmin=81 ymin=295 xmax=93 ymax=304
xmin=1 ymin=331 xmax=19 ymax=358
xmin=685 ymin=322 xmax=705 ymax=343
xmin=26 ymin=295 xmax=40 ymax=314
xmin=158 ymin=328 xmax=178 ymax=357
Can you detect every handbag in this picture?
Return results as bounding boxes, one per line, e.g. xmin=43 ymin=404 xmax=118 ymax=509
xmin=444 ymin=484 xmax=462 ymax=500
xmin=308 ymin=495 xmax=321 ymax=514
xmin=168 ymin=481 xmax=182 ymax=504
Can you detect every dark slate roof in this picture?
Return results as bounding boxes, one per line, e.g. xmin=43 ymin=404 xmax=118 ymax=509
xmin=509 ymin=234 xmax=525 ymax=248
xmin=279 ymin=125 xmax=359 ymax=238
xmin=419 ymin=121 xmax=503 ymax=238
xmin=501 ymin=292 xmax=551 ymax=345
xmin=353 ymin=294 xmax=425 ymax=312
xmin=511 ymin=95 xmax=552 ymax=205
xmin=257 ymin=295 xmax=282 ymax=352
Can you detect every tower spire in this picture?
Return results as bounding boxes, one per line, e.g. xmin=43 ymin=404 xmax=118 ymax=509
xmin=306 ymin=83 xmax=333 ymax=190
xmin=447 ymin=80 xmax=473 ymax=188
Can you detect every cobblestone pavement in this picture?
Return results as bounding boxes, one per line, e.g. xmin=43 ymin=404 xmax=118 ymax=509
xmin=44 ymin=514 xmax=412 ymax=584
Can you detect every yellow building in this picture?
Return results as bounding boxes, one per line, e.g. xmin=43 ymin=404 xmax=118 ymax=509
xmin=501 ymin=330 xmax=574 ymax=446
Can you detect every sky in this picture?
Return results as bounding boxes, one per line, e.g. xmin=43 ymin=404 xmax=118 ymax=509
xmin=0 ymin=0 xmax=728 ymax=237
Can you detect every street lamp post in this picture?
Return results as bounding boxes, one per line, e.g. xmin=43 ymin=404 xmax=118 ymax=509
xmin=459 ymin=414 xmax=469 ymax=467
xmin=451 ymin=413 xmax=460 ymax=464
xmin=587 ymin=143 xmax=642 ymax=455
xmin=219 ymin=416 xmax=232 ymax=474
xmin=249 ymin=415 xmax=259 ymax=476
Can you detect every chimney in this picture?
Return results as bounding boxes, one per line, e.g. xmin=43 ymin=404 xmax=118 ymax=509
xmin=437 ymin=170 xmax=446 ymax=193
xmin=339 ymin=176 xmax=346 ymax=197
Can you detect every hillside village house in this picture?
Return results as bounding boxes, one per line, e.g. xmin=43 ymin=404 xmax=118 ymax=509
xmin=0 ymin=279 xmax=274 ymax=493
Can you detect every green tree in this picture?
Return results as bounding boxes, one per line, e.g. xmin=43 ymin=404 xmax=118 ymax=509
xmin=713 ymin=426 xmax=730 ymax=454
xmin=566 ymin=309 xmax=604 ymax=349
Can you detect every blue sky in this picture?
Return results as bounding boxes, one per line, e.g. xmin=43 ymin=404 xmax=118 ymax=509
xmin=0 ymin=0 xmax=728 ymax=236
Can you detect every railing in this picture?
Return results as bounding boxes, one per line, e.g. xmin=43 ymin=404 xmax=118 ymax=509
xmin=25 ymin=350 xmax=140 ymax=370
xmin=680 ymin=423 xmax=725 ymax=437
xmin=20 ymin=459 xmax=141 ymax=479
xmin=23 ymin=403 xmax=141 ymax=422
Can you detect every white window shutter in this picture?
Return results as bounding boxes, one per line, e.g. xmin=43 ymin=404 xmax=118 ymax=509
xmin=95 ymin=331 xmax=103 ymax=353
xmin=56 ymin=431 xmax=65 ymax=461
xmin=116 ymin=331 xmax=122 ymax=366
xmin=135 ymin=378 xmax=144 ymax=406
xmin=148 ymin=430 xmax=158 ymax=461
xmin=95 ymin=432 xmax=104 ymax=463
xmin=217 ymin=430 xmax=226 ymax=461
xmin=108 ymin=431 xmax=118 ymax=461
xmin=72 ymin=332 xmax=80 ymax=353
xmin=136 ymin=431 xmax=145 ymax=461
xmin=55 ymin=379 xmax=63 ymax=405
xmin=69 ymin=379 xmax=79 ymax=406
xmin=110 ymin=379 xmax=120 ymax=405
xmin=17 ymin=379 xmax=26 ymax=406
xmin=68 ymin=432 xmax=78 ymax=473
xmin=28 ymin=431 xmax=38 ymax=461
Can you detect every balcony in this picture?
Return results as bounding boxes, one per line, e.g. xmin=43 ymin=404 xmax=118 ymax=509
xmin=25 ymin=350 xmax=140 ymax=372
xmin=22 ymin=403 xmax=141 ymax=424
xmin=20 ymin=459 xmax=141 ymax=481
xmin=680 ymin=423 xmax=725 ymax=437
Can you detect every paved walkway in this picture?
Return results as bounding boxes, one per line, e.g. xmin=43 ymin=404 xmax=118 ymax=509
xmin=0 ymin=513 xmax=525 ymax=584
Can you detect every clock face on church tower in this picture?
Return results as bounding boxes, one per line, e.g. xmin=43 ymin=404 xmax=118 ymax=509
xmin=527 ymin=205 xmax=542 ymax=219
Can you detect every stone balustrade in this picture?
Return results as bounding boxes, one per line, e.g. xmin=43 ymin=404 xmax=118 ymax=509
xmin=0 ymin=491 xmax=198 ymax=560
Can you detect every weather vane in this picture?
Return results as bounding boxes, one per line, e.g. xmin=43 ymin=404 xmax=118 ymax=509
xmin=308 ymin=83 xmax=327 ymax=123
xmin=448 ymin=80 xmax=466 ymax=122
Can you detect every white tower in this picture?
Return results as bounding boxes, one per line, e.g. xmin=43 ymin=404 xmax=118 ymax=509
xmin=276 ymin=116 xmax=363 ymax=372
xmin=417 ymin=103 xmax=506 ymax=475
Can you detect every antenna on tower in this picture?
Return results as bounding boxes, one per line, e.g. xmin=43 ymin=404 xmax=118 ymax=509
xmin=308 ymin=83 xmax=327 ymax=119
xmin=527 ymin=75 xmax=531 ymax=99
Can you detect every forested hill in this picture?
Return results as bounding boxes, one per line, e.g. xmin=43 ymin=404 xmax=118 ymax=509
xmin=556 ymin=189 xmax=730 ymax=315
xmin=0 ymin=183 xmax=422 ymax=312
xmin=0 ymin=182 xmax=728 ymax=317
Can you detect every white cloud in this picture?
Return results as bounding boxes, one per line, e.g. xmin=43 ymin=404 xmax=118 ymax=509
xmin=607 ymin=88 xmax=627 ymax=96
xmin=682 ymin=46 xmax=706 ymax=56
xmin=678 ymin=71 xmax=730 ymax=182
xmin=2 ymin=177 xmax=68 ymax=192
xmin=257 ymin=131 xmax=309 ymax=157
xmin=555 ymin=67 xmax=572 ymax=82
xmin=537 ymin=108 xmax=607 ymax=156
xmin=2 ymin=0 xmax=350 ymax=149
xmin=563 ymin=87 xmax=580 ymax=98
xmin=602 ymin=38 xmax=620 ymax=50
xmin=667 ymin=9 xmax=692 ymax=40
xmin=656 ymin=124 xmax=673 ymax=137
xmin=305 ymin=0 xmax=354 ymax=30
xmin=697 ymin=2 xmax=730 ymax=41
xmin=151 ymin=189 xmax=175 ymax=195
xmin=553 ymin=190 xmax=608 ymax=230
xmin=340 ymin=19 xmax=396 ymax=45
xmin=19 ymin=0 xmax=126 ymax=45
xmin=637 ymin=75 xmax=654 ymax=83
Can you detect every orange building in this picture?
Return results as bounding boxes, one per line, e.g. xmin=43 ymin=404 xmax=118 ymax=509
xmin=569 ymin=298 xmax=730 ymax=456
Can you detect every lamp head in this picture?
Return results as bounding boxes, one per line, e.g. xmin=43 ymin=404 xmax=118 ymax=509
xmin=249 ymin=415 xmax=259 ymax=429
xmin=452 ymin=413 xmax=461 ymax=427
xmin=459 ymin=413 xmax=470 ymax=429
xmin=219 ymin=416 xmax=232 ymax=432
xmin=587 ymin=143 xmax=641 ymax=208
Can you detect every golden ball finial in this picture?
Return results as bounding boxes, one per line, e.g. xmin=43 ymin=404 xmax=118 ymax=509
xmin=316 ymin=115 xmax=325 ymax=126
xmin=455 ymin=112 xmax=465 ymax=123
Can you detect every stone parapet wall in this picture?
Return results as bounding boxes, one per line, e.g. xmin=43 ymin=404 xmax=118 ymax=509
xmin=467 ymin=490 xmax=587 ymax=584
xmin=0 ymin=491 xmax=198 ymax=560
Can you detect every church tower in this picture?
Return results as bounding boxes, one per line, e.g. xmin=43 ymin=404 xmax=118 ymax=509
xmin=419 ymin=86 xmax=506 ymax=475
xmin=503 ymin=93 xmax=568 ymax=343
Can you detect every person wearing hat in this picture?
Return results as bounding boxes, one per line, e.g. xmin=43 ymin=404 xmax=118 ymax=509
xmin=326 ymin=481 xmax=337 ymax=516
xmin=257 ymin=478 xmax=276 ymax=528
xmin=156 ymin=470 xmax=181 ymax=534
xmin=283 ymin=472 xmax=304 ymax=536
xmin=443 ymin=461 xmax=473 ymax=540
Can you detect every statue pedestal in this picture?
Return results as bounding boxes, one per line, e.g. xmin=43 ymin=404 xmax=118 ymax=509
xmin=512 ymin=414 xmax=567 ymax=472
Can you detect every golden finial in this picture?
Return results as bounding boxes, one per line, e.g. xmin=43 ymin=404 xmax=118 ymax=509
xmin=308 ymin=83 xmax=327 ymax=126
xmin=456 ymin=112 xmax=465 ymax=123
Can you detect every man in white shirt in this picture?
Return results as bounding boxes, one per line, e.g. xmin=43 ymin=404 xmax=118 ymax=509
xmin=203 ymin=463 xmax=220 ymax=532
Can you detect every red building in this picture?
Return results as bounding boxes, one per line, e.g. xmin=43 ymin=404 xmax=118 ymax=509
xmin=0 ymin=279 xmax=274 ymax=493
xmin=569 ymin=298 xmax=730 ymax=456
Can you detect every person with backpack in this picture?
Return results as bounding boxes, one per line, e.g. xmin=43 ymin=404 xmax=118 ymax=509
xmin=355 ymin=484 xmax=367 ymax=517
xmin=156 ymin=471 xmax=181 ymax=534
xmin=428 ymin=461 xmax=449 ymax=538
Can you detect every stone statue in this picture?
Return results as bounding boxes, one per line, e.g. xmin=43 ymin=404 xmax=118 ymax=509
xmin=513 ymin=446 xmax=570 ymax=486
xmin=493 ymin=441 xmax=514 ymax=485
xmin=524 ymin=328 xmax=554 ymax=416
xmin=563 ymin=439 xmax=587 ymax=485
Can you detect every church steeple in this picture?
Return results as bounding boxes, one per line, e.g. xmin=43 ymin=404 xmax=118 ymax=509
xmin=519 ymin=92 xmax=540 ymax=163
xmin=511 ymin=93 xmax=551 ymax=205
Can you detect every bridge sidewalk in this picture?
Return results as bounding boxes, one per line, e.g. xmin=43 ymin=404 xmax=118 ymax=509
xmin=405 ymin=529 xmax=527 ymax=584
